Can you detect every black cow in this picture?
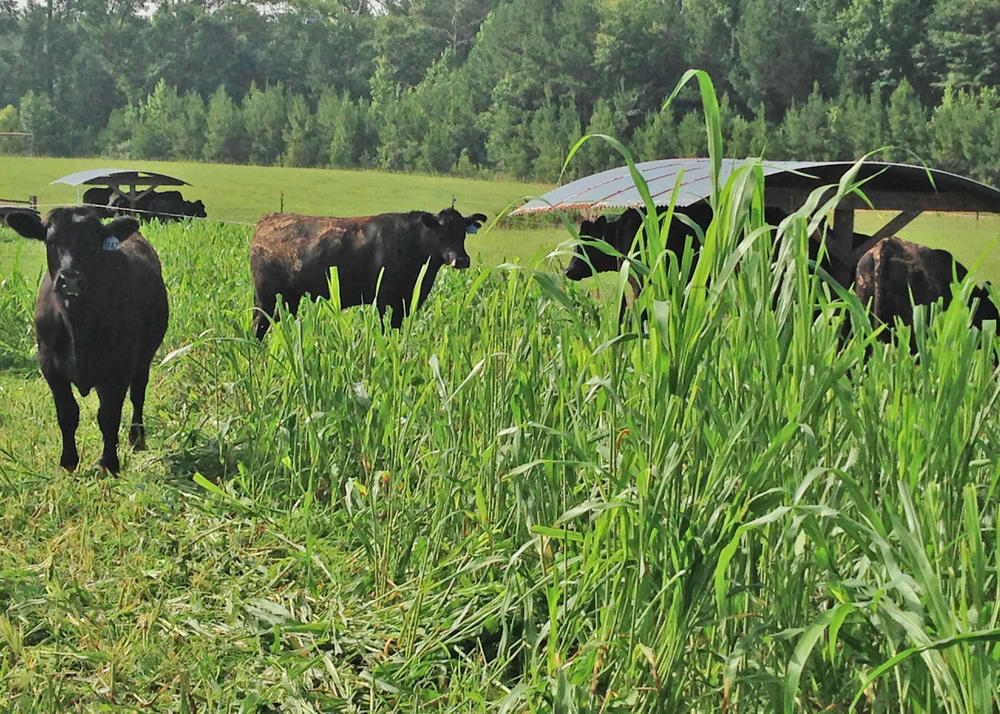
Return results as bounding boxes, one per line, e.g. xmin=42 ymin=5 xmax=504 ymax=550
xmin=5 ymin=207 xmax=169 ymax=472
xmin=104 ymin=190 xmax=206 ymax=222
xmin=565 ymin=204 xmax=714 ymax=282
xmin=566 ymin=204 xmax=857 ymax=295
xmin=855 ymin=236 xmax=998 ymax=342
xmin=564 ymin=204 xmax=714 ymax=320
xmin=149 ymin=197 xmax=207 ymax=221
xmin=250 ymin=208 xmax=487 ymax=338
xmin=82 ymin=187 xmax=116 ymax=217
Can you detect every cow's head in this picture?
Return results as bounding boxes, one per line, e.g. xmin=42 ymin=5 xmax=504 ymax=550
xmin=565 ymin=215 xmax=619 ymax=280
xmin=421 ymin=208 xmax=487 ymax=269
xmin=6 ymin=207 xmax=140 ymax=309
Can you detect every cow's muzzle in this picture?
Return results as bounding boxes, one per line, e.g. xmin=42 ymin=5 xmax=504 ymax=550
xmin=448 ymin=254 xmax=471 ymax=269
xmin=55 ymin=270 xmax=86 ymax=303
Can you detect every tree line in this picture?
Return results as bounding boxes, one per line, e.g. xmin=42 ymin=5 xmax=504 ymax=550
xmin=2 ymin=0 xmax=999 ymax=184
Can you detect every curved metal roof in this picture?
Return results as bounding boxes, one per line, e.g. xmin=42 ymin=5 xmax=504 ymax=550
xmin=510 ymin=159 xmax=1000 ymax=215
xmin=51 ymin=168 xmax=191 ymax=187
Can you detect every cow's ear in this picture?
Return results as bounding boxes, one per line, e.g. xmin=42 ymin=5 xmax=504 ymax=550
xmin=107 ymin=217 xmax=140 ymax=240
xmin=5 ymin=212 xmax=46 ymax=240
xmin=465 ymin=213 xmax=486 ymax=234
xmin=421 ymin=212 xmax=439 ymax=229
xmin=595 ymin=216 xmax=607 ymax=229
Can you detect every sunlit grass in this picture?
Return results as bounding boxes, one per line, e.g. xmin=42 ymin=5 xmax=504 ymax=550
xmin=1 ymin=72 xmax=999 ymax=712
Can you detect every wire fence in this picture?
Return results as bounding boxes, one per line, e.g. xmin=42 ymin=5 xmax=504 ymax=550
xmin=30 ymin=202 xmax=259 ymax=227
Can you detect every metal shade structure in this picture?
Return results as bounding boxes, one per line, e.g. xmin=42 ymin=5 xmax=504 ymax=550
xmin=51 ymin=168 xmax=190 ymax=188
xmin=51 ymin=168 xmax=192 ymax=208
xmin=510 ymin=159 xmax=1000 ymax=215
xmin=511 ymin=158 xmax=1000 ymax=284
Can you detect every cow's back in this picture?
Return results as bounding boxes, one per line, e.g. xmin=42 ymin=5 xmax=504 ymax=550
xmin=251 ymin=212 xmax=377 ymax=302
xmin=855 ymin=236 xmax=997 ymax=335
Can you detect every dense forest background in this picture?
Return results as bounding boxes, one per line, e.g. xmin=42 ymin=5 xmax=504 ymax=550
xmin=1 ymin=0 xmax=999 ymax=184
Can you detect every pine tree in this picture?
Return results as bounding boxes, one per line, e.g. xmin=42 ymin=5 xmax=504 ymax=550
xmin=283 ymin=94 xmax=319 ymax=167
xmin=886 ymin=79 xmax=931 ymax=162
xmin=530 ymin=93 xmax=582 ymax=182
xmin=203 ymin=86 xmax=247 ymax=164
xmin=779 ymin=86 xmax=834 ymax=160
xmin=242 ymin=83 xmax=286 ymax=166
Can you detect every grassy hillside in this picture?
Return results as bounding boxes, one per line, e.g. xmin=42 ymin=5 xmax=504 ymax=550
xmin=4 ymin=156 xmax=1000 ymax=280
xmin=0 ymin=156 xmax=567 ymax=269
xmin=0 ymin=156 xmax=554 ymax=222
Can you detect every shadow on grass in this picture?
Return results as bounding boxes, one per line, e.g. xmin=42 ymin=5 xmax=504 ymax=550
xmin=156 ymin=438 xmax=249 ymax=491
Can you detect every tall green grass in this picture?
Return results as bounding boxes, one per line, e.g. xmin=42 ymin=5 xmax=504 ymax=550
xmin=1 ymin=71 xmax=999 ymax=712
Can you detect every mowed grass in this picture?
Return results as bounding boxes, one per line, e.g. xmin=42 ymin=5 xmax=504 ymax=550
xmin=5 ymin=155 xmax=1000 ymax=277
xmin=2 ymin=135 xmax=1000 ymax=712
xmin=0 ymin=156 xmax=567 ymax=270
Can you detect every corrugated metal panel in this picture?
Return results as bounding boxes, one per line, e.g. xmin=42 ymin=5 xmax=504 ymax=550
xmin=51 ymin=168 xmax=191 ymax=187
xmin=509 ymin=158 xmax=1000 ymax=215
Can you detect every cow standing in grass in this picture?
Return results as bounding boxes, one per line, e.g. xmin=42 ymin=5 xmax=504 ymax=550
xmin=565 ymin=204 xmax=714 ymax=282
xmin=5 ymin=208 xmax=169 ymax=473
xmin=564 ymin=204 xmax=714 ymax=320
xmin=82 ymin=187 xmax=115 ymax=217
xmin=148 ymin=196 xmax=207 ymax=222
xmin=565 ymin=204 xmax=858 ymax=294
xmin=250 ymin=208 xmax=487 ymax=338
xmin=855 ymin=236 xmax=998 ymax=341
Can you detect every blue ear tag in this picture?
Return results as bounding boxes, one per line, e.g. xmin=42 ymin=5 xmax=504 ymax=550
xmin=466 ymin=224 xmax=479 ymax=234
xmin=103 ymin=236 xmax=121 ymax=252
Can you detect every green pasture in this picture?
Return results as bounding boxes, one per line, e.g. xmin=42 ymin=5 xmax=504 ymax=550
xmin=5 ymin=155 xmax=1000 ymax=281
xmin=0 ymin=156 xmax=565 ymax=270
xmin=3 ymin=113 xmax=1000 ymax=710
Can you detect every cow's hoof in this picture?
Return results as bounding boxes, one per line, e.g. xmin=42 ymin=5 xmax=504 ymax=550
xmin=129 ymin=426 xmax=146 ymax=451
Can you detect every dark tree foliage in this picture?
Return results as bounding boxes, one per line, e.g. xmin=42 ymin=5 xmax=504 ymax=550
xmin=829 ymin=0 xmax=936 ymax=101
xmin=373 ymin=0 xmax=492 ymax=87
xmin=593 ymin=0 xmax=689 ymax=118
xmin=682 ymin=0 xmax=741 ymax=102
xmin=143 ymin=2 xmax=263 ymax=100
xmin=735 ymin=0 xmax=830 ymax=120
xmin=922 ymin=0 xmax=1000 ymax=92
xmin=264 ymin=3 xmax=377 ymax=99
xmin=2 ymin=0 xmax=999 ymax=184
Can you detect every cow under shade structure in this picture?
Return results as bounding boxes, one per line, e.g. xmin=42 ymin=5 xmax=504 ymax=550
xmin=54 ymin=168 xmax=206 ymax=222
xmin=854 ymin=236 xmax=999 ymax=342
xmin=5 ymin=207 xmax=169 ymax=473
xmin=564 ymin=203 xmax=715 ymax=282
xmin=563 ymin=204 xmax=714 ymax=321
xmin=515 ymin=158 xmax=1000 ymax=291
xmin=145 ymin=192 xmax=207 ymax=222
xmin=250 ymin=207 xmax=487 ymax=338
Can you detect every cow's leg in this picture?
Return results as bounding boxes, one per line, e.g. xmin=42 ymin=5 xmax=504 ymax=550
xmin=253 ymin=288 xmax=277 ymax=340
xmin=48 ymin=377 xmax=80 ymax=471
xmin=96 ymin=383 xmax=128 ymax=473
xmin=128 ymin=366 xmax=150 ymax=451
xmin=385 ymin=302 xmax=405 ymax=329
